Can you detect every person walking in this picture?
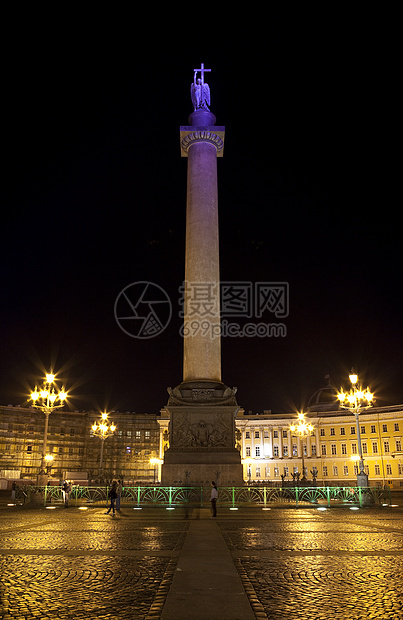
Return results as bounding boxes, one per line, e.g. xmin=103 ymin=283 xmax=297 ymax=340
xmin=210 ymin=481 xmax=218 ymax=518
xmin=62 ymin=480 xmax=71 ymax=507
xmin=105 ymin=480 xmax=118 ymax=517
xmin=116 ymin=480 xmax=122 ymax=511
xmin=11 ymin=481 xmax=17 ymax=501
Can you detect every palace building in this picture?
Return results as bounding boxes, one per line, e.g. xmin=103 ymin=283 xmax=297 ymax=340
xmin=1 ymin=397 xmax=402 ymax=488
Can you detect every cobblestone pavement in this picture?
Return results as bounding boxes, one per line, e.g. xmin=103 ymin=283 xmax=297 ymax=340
xmin=220 ymin=505 xmax=403 ymax=620
xmin=0 ymin=502 xmax=402 ymax=619
xmin=0 ymin=507 xmax=187 ymax=619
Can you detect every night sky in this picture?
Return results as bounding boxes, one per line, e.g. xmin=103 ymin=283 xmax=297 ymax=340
xmin=2 ymin=18 xmax=401 ymax=415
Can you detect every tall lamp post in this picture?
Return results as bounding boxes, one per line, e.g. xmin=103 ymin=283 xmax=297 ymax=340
xmin=337 ymin=370 xmax=374 ymax=487
xmin=30 ymin=373 xmax=68 ymax=484
xmin=290 ymin=413 xmax=314 ymax=483
xmin=91 ymin=413 xmax=116 ymax=478
xmin=150 ymin=457 xmax=163 ymax=484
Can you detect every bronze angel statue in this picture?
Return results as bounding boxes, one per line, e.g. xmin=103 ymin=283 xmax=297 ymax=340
xmin=191 ymin=64 xmax=211 ymax=111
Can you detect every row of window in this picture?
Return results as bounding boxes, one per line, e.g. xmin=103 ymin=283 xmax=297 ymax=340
xmin=245 ymin=439 xmax=402 ymax=458
xmin=244 ymin=423 xmax=400 ymax=440
xmin=322 ymin=423 xmax=400 ymax=436
xmin=248 ymin=463 xmax=401 ymax=478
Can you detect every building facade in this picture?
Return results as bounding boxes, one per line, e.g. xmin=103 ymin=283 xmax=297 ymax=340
xmin=0 ymin=406 xmax=160 ymax=486
xmin=1 ymin=403 xmax=403 ymax=488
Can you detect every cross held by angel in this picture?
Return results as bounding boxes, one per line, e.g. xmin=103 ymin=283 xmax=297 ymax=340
xmin=191 ymin=63 xmax=211 ymax=111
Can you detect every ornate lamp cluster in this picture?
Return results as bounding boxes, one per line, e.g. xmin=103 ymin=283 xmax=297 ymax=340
xmin=91 ymin=412 xmax=116 ymax=476
xmin=337 ymin=370 xmax=374 ymax=483
xmin=91 ymin=412 xmax=116 ymax=439
xmin=337 ymin=371 xmax=374 ymax=412
xmin=30 ymin=373 xmax=67 ymax=412
xmin=290 ymin=412 xmax=314 ymax=482
xmin=29 ymin=373 xmax=68 ymax=477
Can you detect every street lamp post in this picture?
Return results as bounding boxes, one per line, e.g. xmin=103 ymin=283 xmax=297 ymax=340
xmin=337 ymin=370 xmax=374 ymax=487
xmin=290 ymin=413 xmax=314 ymax=483
xmin=150 ymin=458 xmax=163 ymax=484
xmin=29 ymin=373 xmax=68 ymax=485
xmin=91 ymin=413 xmax=116 ymax=478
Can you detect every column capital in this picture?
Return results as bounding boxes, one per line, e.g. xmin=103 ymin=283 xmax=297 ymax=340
xmin=180 ymin=126 xmax=225 ymax=157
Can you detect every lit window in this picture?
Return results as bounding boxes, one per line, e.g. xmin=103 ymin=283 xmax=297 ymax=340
xmin=375 ymin=464 xmax=380 ymax=475
xmin=372 ymin=442 xmax=378 ymax=454
xmin=384 ymin=441 xmax=390 ymax=454
xmin=362 ymin=442 xmax=368 ymax=454
xmin=255 ymin=446 xmax=260 ymax=457
xmin=386 ymin=464 xmax=392 ymax=475
xmin=246 ymin=446 xmax=251 ymax=457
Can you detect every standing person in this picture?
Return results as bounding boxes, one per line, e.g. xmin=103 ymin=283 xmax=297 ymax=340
xmin=11 ymin=481 xmax=17 ymax=501
xmin=116 ymin=480 xmax=122 ymax=511
xmin=105 ymin=481 xmax=117 ymax=517
xmin=210 ymin=481 xmax=218 ymax=518
xmin=62 ymin=480 xmax=71 ymax=507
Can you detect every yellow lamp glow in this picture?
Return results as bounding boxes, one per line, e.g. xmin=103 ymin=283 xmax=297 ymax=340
xmin=349 ymin=372 xmax=358 ymax=385
xmin=46 ymin=374 xmax=55 ymax=383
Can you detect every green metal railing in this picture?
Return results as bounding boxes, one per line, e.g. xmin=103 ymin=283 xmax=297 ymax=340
xmin=26 ymin=484 xmax=391 ymax=509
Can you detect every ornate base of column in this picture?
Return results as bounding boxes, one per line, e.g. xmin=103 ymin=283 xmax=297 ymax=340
xmin=162 ymin=382 xmax=243 ymax=486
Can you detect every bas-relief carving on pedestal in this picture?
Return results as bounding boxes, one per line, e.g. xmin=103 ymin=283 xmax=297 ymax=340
xmin=171 ymin=410 xmax=233 ymax=449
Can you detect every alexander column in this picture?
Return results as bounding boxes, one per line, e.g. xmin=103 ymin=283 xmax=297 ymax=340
xmin=161 ymin=64 xmax=243 ymax=486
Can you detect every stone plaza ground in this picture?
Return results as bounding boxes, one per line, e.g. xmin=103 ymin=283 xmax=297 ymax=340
xmin=0 ymin=492 xmax=402 ymax=620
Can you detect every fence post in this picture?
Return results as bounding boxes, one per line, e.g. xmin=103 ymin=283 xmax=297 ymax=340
xmin=358 ymin=486 xmax=363 ymax=508
xmin=263 ymin=486 xmax=267 ymax=508
xmin=44 ymin=485 xmax=47 ymax=507
xmin=326 ymin=486 xmax=331 ymax=507
xmin=295 ymin=486 xmax=299 ymax=508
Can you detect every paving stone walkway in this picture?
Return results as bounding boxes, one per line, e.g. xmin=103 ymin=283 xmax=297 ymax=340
xmin=0 ymin=499 xmax=402 ymax=619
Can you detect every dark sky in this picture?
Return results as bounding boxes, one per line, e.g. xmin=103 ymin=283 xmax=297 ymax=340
xmin=1 ymin=18 xmax=401 ymax=414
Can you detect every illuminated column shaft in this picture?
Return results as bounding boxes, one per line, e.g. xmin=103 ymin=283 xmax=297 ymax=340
xmin=180 ymin=111 xmax=225 ymax=383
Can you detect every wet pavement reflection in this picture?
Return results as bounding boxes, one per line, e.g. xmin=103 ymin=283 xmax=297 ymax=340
xmin=0 ymin=504 xmax=402 ymax=619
